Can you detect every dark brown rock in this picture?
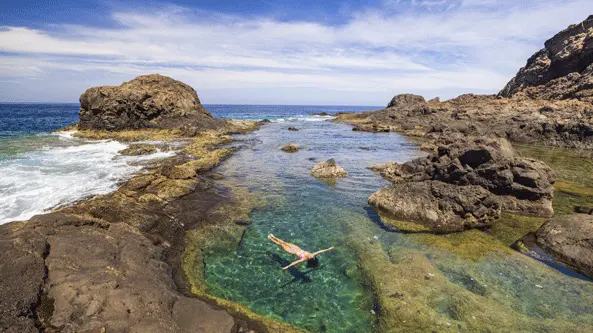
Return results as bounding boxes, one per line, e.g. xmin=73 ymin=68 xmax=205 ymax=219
xmin=387 ymin=94 xmax=426 ymax=109
xmin=369 ymin=181 xmax=501 ymax=233
xmin=369 ymin=138 xmax=555 ymax=233
xmin=500 ymin=15 xmax=593 ymax=103
xmin=78 ymin=74 xmax=224 ymax=131
xmin=287 ymin=127 xmax=299 ymax=131
xmin=0 ymin=224 xmax=48 ymax=333
xmin=535 ymin=214 xmax=593 ymax=278
xmin=280 ymin=143 xmax=299 ymax=153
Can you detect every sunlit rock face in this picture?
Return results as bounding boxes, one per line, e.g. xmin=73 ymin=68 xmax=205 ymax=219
xmin=369 ymin=138 xmax=555 ymax=233
xmin=78 ymin=74 xmax=223 ymax=131
xmin=500 ymin=15 xmax=593 ymax=103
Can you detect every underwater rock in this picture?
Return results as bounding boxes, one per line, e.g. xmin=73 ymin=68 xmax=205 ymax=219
xmin=280 ymin=143 xmax=299 ymax=153
xmin=535 ymin=214 xmax=593 ymax=279
xmin=369 ymin=138 xmax=555 ymax=233
xmin=78 ymin=74 xmax=224 ymax=131
xmin=310 ymin=158 xmax=347 ymax=179
xmin=118 ymin=143 xmax=158 ymax=156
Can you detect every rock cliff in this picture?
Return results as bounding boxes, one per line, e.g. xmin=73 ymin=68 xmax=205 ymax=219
xmin=500 ymin=15 xmax=593 ymax=102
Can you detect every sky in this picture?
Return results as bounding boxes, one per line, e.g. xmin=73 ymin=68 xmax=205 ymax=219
xmin=0 ymin=0 xmax=592 ymax=105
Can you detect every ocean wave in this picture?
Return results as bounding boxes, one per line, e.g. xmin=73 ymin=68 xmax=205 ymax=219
xmin=0 ymin=138 xmax=174 ymax=224
xmin=269 ymin=115 xmax=335 ymax=123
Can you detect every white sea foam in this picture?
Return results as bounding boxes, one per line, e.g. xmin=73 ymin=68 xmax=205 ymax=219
xmin=271 ymin=115 xmax=335 ymax=123
xmin=0 ymin=137 xmax=174 ymax=224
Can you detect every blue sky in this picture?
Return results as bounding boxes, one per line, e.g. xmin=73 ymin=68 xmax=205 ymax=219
xmin=1 ymin=0 xmax=592 ymax=105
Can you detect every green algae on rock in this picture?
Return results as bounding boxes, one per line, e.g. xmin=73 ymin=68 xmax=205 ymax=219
xmin=343 ymin=212 xmax=593 ymax=333
xmin=118 ymin=143 xmax=159 ymax=156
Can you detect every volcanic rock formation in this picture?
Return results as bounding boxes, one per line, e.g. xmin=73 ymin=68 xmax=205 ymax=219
xmin=369 ymin=138 xmax=555 ymax=233
xmin=78 ymin=74 xmax=224 ymax=131
xmin=500 ymin=15 xmax=593 ymax=102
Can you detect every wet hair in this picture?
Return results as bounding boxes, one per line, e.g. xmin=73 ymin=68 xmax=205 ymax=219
xmin=306 ymin=257 xmax=320 ymax=268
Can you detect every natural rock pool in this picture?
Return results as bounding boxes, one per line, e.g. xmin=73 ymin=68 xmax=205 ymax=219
xmin=199 ymin=119 xmax=593 ymax=333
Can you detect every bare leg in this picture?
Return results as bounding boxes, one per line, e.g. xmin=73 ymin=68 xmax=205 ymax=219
xmin=268 ymin=234 xmax=300 ymax=254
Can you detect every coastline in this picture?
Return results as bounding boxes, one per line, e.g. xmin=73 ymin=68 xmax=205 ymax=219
xmin=0 ymin=120 xmax=305 ymax=333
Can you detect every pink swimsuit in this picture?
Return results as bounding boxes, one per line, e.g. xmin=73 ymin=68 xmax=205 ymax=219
xmin=290 ymin=245 xmax=307 ymax=259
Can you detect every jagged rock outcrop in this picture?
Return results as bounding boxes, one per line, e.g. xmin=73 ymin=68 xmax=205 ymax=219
xmin=369 ymin=138 xmax=555 ymax=233
xmin=79 ymin=74 xmax=224 ymax=131
xmin=534 ymin=214 xmax=593 ymax=279
xmin=500 ymin=15 xmax=593 ymax=103
xmin=338 ymin=95 xmax=593 ymax=149
xmin=310 ymin=159 xmax=347 ymax=179
xmin=370 ymin=181 xmax=501 ymax=233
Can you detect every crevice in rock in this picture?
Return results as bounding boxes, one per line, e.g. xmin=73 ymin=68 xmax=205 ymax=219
xmin=32 ymin=241 xmax=51 ymax=332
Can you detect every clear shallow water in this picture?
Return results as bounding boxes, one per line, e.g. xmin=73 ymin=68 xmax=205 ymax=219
xmin=206 ymin=120 xmax=424 ymax=332
xmin=206 ymin=119 xmax=593 ymax=332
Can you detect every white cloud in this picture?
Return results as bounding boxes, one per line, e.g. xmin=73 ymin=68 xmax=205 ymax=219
xmin=0 ymin=0 xmax=592 ymax=104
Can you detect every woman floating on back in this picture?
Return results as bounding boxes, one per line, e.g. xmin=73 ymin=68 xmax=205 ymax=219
xmin=268 ymin=234 xmax=334 ymax=270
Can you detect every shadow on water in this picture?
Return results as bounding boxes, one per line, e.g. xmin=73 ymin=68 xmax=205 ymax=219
xmin=266 ymin=251 xmax=319 ymax=287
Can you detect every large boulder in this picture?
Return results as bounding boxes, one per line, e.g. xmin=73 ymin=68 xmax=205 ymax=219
xmin=500 ymin=15 xmax=593 ymax=103
xmin=369 ymin=181 xmax=501 ymax=233
xmin=310 ymin=159 xmax=347 ymax=179
xmin=370 ymin=138 xmax=555 ymax=233
xmin=78 ymin=74 xmax=223 ymax=131
xmin=387 ymin=94 xmax=427 ymax=109
xmin=535 ymin=214 xmax=593 ymax=278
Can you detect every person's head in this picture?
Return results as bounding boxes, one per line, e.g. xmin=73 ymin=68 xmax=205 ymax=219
xmin=306 ymin=257 xmax=320 ymax=268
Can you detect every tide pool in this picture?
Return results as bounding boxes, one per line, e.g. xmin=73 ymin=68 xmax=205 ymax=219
xmin=203 ymin=119 xmax=593 ymax=333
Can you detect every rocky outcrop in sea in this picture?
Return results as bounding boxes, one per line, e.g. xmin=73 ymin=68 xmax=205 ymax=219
xmin=79 ymin=74 xmax=224 ymax=132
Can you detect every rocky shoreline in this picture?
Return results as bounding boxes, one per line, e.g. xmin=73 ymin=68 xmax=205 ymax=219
xmin=0 ymin=75 xmax=302 ymax=333
xmin=3 ymin=15 xmax=593 ymax=333
xmin=336 ymin=16 xmax=593 ymax=282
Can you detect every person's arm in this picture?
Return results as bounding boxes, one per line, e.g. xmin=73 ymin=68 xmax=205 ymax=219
xmin=311 ymin=246 xmax=334 ymax=257
xmin=282 ymin=258 xmax=307 ymax=270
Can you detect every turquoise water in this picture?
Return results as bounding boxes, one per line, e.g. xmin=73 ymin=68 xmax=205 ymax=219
xmin=205 ymin=119 xmax=423 ymax=332
xmin=205 ymin=118 xmax=593 ymax=332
